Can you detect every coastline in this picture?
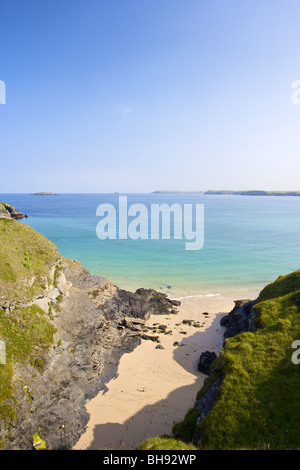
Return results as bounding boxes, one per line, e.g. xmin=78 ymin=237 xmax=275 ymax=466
xmin=73 ymin=290 xmax=260 ymax=450
xmin=0 ymin=213 xmax=264 ymax=450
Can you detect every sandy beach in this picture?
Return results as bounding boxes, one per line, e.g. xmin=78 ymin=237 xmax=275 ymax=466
xmin=73 ymin=293 xmax=256 ymax=450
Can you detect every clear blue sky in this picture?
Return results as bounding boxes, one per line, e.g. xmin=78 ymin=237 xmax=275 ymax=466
xmin=0 ymin=0 xmax=299 ymax=193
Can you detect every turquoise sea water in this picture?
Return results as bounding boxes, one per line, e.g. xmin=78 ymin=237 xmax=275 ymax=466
xmin=1 ymin=193 xmax=299 ymax=298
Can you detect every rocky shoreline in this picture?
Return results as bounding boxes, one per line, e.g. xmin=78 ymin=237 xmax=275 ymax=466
xmin=2 ymin=257 xmax=181 ymax=450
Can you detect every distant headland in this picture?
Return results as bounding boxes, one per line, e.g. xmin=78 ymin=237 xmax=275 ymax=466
xmin=204 ymin=190 xmax=300 ymax=196
xmin=152 ymin=190 xmax=204 ymax=194
xmin=153 ymin=190 xmax=300 ymax=196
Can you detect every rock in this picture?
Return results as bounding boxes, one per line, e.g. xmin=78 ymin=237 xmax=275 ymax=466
xmin=122 ymin=288 xmax=181 ymax=317
xmin=220 ymin=316 xmax=229 ymax=326
xmin=222 ymin=300 xmax=257 ymax=343
xmin=193 ymin=376 xmax=223 ymax=445
xmin=121 ymin=317 xmax=147 ymax=332
xmin=155 ymin=345 xmax=164 ymax=350
xmin=170 ymin=300 xmax=181 ymax=307
xmin=170 ymin=309 xmax=178 ymax=314
xmin=198 ymin=351 xmax=217 ymax=375
xmin=182 ymin=319 xmax=201 ymax=328
xmin=128 ymin=323 xmax=144 ymax=332
xmin=0 ymin=202 xmax=23 ymax=220
xmin=123 ymin=317 xmax=146 ymax=325
xmin=141 ymin=334 xmax=160 ymax=343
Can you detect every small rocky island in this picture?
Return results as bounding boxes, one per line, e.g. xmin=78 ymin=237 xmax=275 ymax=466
xmin=32 ymin=192 xmax=58 ymax=196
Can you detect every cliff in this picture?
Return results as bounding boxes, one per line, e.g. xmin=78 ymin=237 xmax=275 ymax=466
xmin=141 ymin=269 xmax=300 ymax=450
xmin=0 ymin=217 xmax=180 ymax=450
xmin=0 ymin=202 xmax=24 ymax=220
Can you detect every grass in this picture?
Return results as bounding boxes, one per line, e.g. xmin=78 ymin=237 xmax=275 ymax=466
xmin=197 ymin=269 xmax=300 ymax=449
xmin=0 ymin=304 xmax=56 ymax=433
xmin=172 ymin=407 xmax=199 ymax=443
xmin=137 ymin=436 xmax=198 ymax=450
xmin=0 ymin=218 xmax=59 ymax=301
xmin=0 ymin=219 xmax=60 ymax=447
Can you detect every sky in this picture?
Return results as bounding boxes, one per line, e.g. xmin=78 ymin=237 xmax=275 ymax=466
xmin=0 ymin=0 xmax=300 ymax=193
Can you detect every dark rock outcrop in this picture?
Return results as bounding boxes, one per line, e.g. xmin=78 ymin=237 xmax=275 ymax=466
xmin=0 ymin=202 xmax=23 ymax=219
xmin=198 ymin=351 xmax=217 ymax=375
xmin=221 ymin=299 xmax=257 ymax=343
xmin=193 ymin=376 xmax=223 ymax=440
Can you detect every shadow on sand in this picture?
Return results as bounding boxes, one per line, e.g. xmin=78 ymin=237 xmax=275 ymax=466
xmin=81 ymin=311 xmax=227 ymax=450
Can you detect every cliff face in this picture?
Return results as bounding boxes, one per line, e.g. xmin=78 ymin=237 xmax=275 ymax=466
xmin=191 ymin=299 xmax=256 ymax=443
xmin=0 ymin=218 xmax=179 ymax=450
xmin=0 ymin=202 xmax=23 ymax=220
xmin=192 ymin=270 xmax=300 ymax=449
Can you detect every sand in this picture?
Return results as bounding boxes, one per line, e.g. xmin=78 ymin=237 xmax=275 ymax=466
xmin=73 ymin=293 xmax=254 ymax=450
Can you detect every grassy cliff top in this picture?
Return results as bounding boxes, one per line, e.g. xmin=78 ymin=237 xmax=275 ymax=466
xmin=257 ymin=270 xmax=300 ymax=303
xmin=197 ymin=269 xmax=300 ymax=449
xmin=0 ymin=218 xmax=60 ymax=303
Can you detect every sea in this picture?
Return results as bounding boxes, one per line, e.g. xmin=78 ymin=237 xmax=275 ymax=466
xmin=1 ymin=193 xmax=299 ymax=299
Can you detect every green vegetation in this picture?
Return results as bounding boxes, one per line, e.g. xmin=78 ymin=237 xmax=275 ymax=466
xmin=0 ymin=218 xmax=60 ymax=447
xmin=33 ymin=427 xmax=47 ymax=450
xmin=197 ymin=271 xmax=300 ymax=449
xmin=56 ymin=294 xmax=63 ymax=303
xmin=53 ymin=263 xmax=63 ymax=287
xmin=137 ymin=436 xmax=197 ymax=450
xmin=0 ymin=304 xmax=56 ymax=441
xmin=0 ymin=218 xmax=59 ymax=301
xmin=0 ymin=305 xmax=56 ymax=362
xmin=172 ymin=407 xmax=199 ymax=443
xmin=142 ymin=269 xmax=300 ymax=450
xmin=48 ymin=302 xmax=54 ymax=320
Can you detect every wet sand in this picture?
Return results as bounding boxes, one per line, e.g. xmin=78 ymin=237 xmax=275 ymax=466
xmin=73 ymin=294 xmax=252 ymax=450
